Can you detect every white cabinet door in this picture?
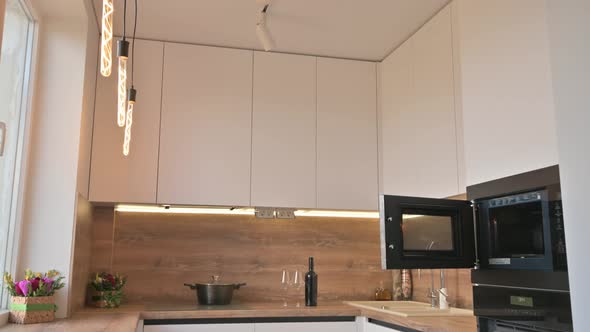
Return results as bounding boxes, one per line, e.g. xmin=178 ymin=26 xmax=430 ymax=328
xmin=453 ymin=1 xmax=558 ymax=186
xmin=379 ymin=38 xmax=413 ymax=197
xmin=410 ymin=5 xmax=459 ymax=198
xmin=316 ymin=58 xmax=378 ymax=210
xmin=89 ymin=39 xmax=163 ymax=203
xmin=255 ymin=321 xmax=358 ymax=332
xmin=157 ymin=43 xmax=253 ymax=206
xmin=144 ymin=323 xmax=254 ymax=332
xmin=379 ymin=5 xmax=460 ymax=198
xmin=251 ymin=51 xmax=317 ymax=208
xmin=365 ymin=322 xmax=404 ymax=332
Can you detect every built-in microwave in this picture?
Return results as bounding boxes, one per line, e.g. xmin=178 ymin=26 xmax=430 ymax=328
xmin=379 ymin=165 xmax=567 ymax=271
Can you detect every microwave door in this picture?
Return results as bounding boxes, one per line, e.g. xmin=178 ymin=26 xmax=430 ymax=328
xmin=380 ymin=195 xmax=476 ymax=270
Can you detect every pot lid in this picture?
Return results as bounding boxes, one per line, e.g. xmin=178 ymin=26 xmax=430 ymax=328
xmin=195 ymin=275 xmax=235 ymax=286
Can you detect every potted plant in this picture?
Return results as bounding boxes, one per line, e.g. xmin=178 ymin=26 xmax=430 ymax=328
xmin=3 ymin=269 xmax=65 ymax=324
xmin=88 ymin=272 xmax=127 ymax=308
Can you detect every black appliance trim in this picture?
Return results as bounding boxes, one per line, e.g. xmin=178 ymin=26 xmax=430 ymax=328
xmin=467 ymin=165 xmax=560 ymax=201
xmin=472 ymin=270 xmax=569 ymax=291
xmin=367 ymin=318 xmax=420 ymax=332
xmin=144 ymin=316 xmax=357 ymax=325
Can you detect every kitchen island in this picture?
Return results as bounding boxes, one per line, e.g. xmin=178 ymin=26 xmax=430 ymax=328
xmin=0 ymin=302 xmax=476 ymax=332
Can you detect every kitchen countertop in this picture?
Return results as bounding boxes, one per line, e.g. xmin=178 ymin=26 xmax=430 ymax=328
xmin=0 ymin=311 xmax=139 ymax=332
xmin=0 ymin=302 xmax=476 ymax=332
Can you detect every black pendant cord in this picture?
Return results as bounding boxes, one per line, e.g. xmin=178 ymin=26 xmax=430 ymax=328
xmin=122 ymin=0 xmax=127 ymax=41
xmin=131 ymin=0 xmax=137 ymax=87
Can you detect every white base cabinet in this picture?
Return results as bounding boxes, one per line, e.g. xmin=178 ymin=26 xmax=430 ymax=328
xmin=142 ymin=320 xmax=360 ymax=332
xmin=144 ymin=323 xmax=255 ymax=332
xmin=255 ymin=321 xmax=358 ymax=332
xmin=365 ymin=322 xmax=404 ymax=332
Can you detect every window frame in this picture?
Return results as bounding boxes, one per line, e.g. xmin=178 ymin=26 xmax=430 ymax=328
xmin=0 ymin=0 xmax=38 ymax=311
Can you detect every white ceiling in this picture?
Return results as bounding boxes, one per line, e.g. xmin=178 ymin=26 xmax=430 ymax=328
xmin=91 ymin=0 xmax=450 ymax=61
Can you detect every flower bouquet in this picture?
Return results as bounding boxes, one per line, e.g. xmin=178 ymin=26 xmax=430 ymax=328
xmin=3 ymin=269 xmax=65 ymax=324
xmin=88 ymin=272 xmax=127 ymax=308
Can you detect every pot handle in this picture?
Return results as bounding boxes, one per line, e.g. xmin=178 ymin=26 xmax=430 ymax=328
xmin=234 ymin=283 xmax=247 ymax=290
xmin=184 ymin=283 xmax=196 ymax=290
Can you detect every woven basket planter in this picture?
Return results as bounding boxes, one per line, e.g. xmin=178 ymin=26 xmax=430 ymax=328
xmin=89 ymin=289 xmax=123 ymax=308
xmin=9 ymin=296 xmax=56 ymax=324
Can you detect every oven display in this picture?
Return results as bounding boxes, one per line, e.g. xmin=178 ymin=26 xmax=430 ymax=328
xmin=510 ymin=295 xmax=534 ymax=307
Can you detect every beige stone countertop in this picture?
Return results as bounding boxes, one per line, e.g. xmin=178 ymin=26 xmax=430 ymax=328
xmin=0 ymin=302 xmax=476 ymax=332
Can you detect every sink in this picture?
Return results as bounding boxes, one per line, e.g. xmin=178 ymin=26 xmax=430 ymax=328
xmin=345 ymin=301 xmax=474 ymax=317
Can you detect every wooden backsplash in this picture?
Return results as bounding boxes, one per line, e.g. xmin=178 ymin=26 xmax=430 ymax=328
xmin=90 ymin=207 xmax=393 ymax=305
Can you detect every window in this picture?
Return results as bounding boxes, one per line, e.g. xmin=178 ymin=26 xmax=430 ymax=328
xmin=0 ymin=0 xmax=35 ymax=308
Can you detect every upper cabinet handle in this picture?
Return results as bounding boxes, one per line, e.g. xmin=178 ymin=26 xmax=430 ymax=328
xmin=0 ymin=122 xmax=6 ymax=157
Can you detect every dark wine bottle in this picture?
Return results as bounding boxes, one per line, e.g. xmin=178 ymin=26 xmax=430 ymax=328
xmin=305 ymin=256 xmax=318 ymax=306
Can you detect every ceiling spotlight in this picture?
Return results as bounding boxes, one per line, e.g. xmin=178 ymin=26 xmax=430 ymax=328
xmin=256 ymin=3 xmax=274 ymax=51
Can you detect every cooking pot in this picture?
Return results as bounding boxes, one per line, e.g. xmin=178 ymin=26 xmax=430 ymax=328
xmin=184 ymin=276 xmax=246 ymax=305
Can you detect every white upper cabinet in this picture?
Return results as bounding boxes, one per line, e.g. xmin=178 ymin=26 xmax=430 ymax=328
xmin=157 ymin=43 xmax=253 ymax=206
xmin=317 ymin=58 xmax=378 ymax=210
xmin=251 ymin=52 xmax=317 ymax=208
xmin=89 ymin=39 xmax=164 ymax=203
xmin=452 ymin=0 xmax=558 ymax=186
xmin=379 ymin=5 xmax=460 ymax=198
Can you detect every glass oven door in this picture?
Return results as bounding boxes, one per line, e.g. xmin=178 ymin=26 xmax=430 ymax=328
xmin=380 ymin=195 xmax=476 ymax=269
xmin=478 ymin=190 xmax=554 ymax=270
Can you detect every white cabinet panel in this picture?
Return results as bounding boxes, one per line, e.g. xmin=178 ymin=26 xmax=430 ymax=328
xmin=251 ymin=52 xmax=317 ymax=208
xmin=410 ymin=5 xmax=459 ymax=198
xmin=453 ymin=0 xmax=558 ymax=185
xmin=255 ymin=321 xmax=358 ymax=332
xmin=317 ymin=58 xmax=378 ymax=210
xmin=379 ymin=5 xmax=460 ymax=198
xmin=379 ymin=39 xmax=413 ymax=197
xmin=89 ymin=39 xmax=163 ymax=203
xmin=365 ymin=322 xmax=403 ymax=332
xmin=158 ymin=43 xmax=253 ymax=206
xmin=144 ymin=323 xmax=254 ymax=332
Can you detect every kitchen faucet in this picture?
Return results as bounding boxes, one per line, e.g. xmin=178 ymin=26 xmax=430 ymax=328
xmin=427 ymin=269 xmax=449 ymax=309
xmin=427 ymin=269 xmax=437 ymax=308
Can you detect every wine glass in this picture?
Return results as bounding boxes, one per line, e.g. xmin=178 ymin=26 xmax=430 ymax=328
xmin=280 ymin=269 xmax=291 ymax=307
xmin=292 ymin=270 xmax=304 ymax=307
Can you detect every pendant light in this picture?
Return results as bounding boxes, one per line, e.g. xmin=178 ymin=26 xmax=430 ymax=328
xmin=117 ymin=0 xmax=130 ymax=127
xmin=123 ymin=0 xmax=138 ymax=156
xmin=99 ymin=0 xmax=114 ymax=77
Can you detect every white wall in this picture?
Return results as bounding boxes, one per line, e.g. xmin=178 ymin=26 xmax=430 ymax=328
xmin=18 ymin=5 xmax=92 ymax=317
xmin=454 ymin=0 xmax=559 ymax=185
xmin=545 ymin=1 xmax=590 ymax=330
xmin=0 ymin=0 xmax=6 ymax=51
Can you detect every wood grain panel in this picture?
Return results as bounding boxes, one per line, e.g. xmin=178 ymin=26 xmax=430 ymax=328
xmin=90 ymin=207 xmax=472 ymax=308
xmin=410 ymin=269 xmax=473 ymax=309
xmin=69 ymin=195 xmax=93 ymax=314
xmin=90 ymin=207 xmax=115 ymax=273
xmin=91 ymin=208 xmax=392 ymax=305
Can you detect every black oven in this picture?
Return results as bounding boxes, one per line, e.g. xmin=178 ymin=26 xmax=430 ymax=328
xmin=474 ymin=284 xmax=573 ymax=332
xmin=379 ymin=165 xmax=567 ymax=271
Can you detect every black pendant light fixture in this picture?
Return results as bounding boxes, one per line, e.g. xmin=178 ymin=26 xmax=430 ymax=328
xmin=123 ymin=0 xmax=138 ymax=156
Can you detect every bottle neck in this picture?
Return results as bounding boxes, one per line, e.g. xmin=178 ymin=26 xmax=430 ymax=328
xmin=309 ymin=257 xmax=314 ymax=271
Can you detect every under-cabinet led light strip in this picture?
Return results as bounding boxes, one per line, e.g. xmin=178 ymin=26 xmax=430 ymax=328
xmin=114 ymin=205 xmax=379 ymax=218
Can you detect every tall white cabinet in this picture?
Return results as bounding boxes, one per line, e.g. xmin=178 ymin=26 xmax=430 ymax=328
xmin=379 ymin=5 xmax=461 ymax=198
xmin=89 ymin=39 xmax=164 ymax=203
xmin=250 ymin=52 xmax=317 ymax=208
xmin=157 ymin=43 xmax=253 ymax=206
xmin=452 ymin=0 xmax=558 ymax=186
xmin=317 ymin=58 xmax=378 ymax=210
